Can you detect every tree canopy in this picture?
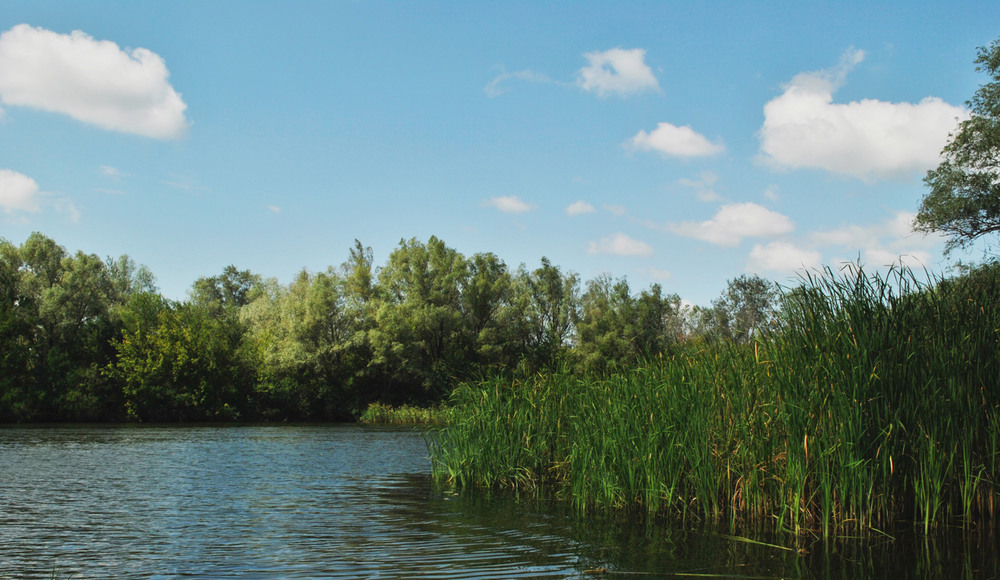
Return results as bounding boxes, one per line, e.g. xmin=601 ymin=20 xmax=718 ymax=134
xmin=0 ymin=231 xmax=819 ymax=423
xmin=916 ymin=38 xmax=1000 ymax=253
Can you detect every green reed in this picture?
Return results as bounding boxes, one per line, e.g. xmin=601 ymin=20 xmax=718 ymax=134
xmin=358 ymin=402 xmax=453 ymax=424
xmin=430 ymin=263 xmax=1000 ymax=535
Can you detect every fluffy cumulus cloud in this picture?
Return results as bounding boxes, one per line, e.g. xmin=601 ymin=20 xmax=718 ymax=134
xmin=747 ymin=241 xmax=822 ymax=273
xmin=630 ymin=122 xmax=725 ymax=158
xmin=566 ymin=200 xmax=596 ymax=216
xmin=0 ymin=169 xmax=41 ymax=213
xmin=0 ymin=24 xmax=189 ymax=139
xmin=587 ymin=233 xmax=653 ymax=256
xmin=577 ymin=48 xmax=660 ymax=97
xmin=485 ymin=195 xmax=534 ymax=213
xmin=670 ymin=202 xmax=794 ymax=246
xmin=759 ymin=48 xmax=966 ymax=181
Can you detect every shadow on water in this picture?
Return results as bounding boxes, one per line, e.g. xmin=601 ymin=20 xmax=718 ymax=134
xmin=367 ymin=471 xmax=1000 ymax=579
xmin=372 ymin=471 xmax=1000 ymax=579
xmin=0 ymin=425 xmax=997 ymax=579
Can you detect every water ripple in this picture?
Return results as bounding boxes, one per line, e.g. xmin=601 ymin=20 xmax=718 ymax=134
xmin=0 ymin=426 xmax=591 ymax=579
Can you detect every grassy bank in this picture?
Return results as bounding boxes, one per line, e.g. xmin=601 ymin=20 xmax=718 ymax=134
xmin=429 ymin=264 xmax=1000 ymax=535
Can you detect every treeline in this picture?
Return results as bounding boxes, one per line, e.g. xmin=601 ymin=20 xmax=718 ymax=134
xmin=0 ymin=232 xmax=780 ymax=423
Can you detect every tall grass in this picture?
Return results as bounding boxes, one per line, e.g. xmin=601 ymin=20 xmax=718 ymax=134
xmin=358 ymin=402 xmax=453 ymax=424
xmin=429 ymin=263 xmax=1000 ymax=535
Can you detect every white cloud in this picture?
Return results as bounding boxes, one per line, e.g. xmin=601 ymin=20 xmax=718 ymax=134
xmin=50 ymin=197 xmax=80 ymax=223
xmin=100 ymin=165 xmax=127 ymax=180
xmin=566 ymin=200 xmax=596 ymax=216
xmin=485 ymin=195 xmax=534 ymax=213
xmin=747 ymin=241 xmax=822 ymax=273
xmin=759 ymin=48 xmax=966 ymax=181
xmin=677 ymin=171 xmax=722 ymax=201
xmin=812 ymin=210 xmax=929 ymax=250
xmin=162 ymin=177 xmax=209 ymax=192
xmin=0 ymin=24 xmax=189 ymax=139
xmin=266 ymin=205 xmax=281 ymax=213
xmin=484 ymin=69 xmax=554 ymax=97
xmin=587 ymin=233 xmax=654 ymax=256
xmin=630 ymin=122 xmax=725 ymax=158
xmin=603 ymin=204 xmax=627 ymax=216
xmin=577 ymin=48 xmax=660 ymax=97
xmin=0 ymin=169 xmax=40 ymax=212
xmin=864 ymin=248 xmax=932 ymax=269
xmin=811 ymin=210 xmax=940 ymax=269
xmin=647 ymin=267 xmax=672 ymax=281
xmin=670 ymin=202 xmax=794 ymax=246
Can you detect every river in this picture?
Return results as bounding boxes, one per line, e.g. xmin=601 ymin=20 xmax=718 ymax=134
xmin=1 ymin=424 xmax=996 ymax=578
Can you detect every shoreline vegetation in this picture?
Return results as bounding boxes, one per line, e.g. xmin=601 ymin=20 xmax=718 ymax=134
xmin=3 ymin=232 xmax=1000 ymax=536
xmin=358 ymin=402 xmax=453 ymax=425
xmin=430 ymin=264 xmax=1000 ymax=536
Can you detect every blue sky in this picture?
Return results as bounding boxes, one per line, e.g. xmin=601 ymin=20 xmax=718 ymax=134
xmin=0 ymin=1 xmax=995 ymax=305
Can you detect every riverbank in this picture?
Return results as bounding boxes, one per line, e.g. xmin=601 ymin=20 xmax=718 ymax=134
xmin=430 ymin=263 xmax=1000 ymax=536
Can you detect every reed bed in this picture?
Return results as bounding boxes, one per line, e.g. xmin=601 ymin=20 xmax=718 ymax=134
xmin=358 ymin=402 xmax=454 ymax=424
xmin=429 ymin=264 xmax=1000 ymax=535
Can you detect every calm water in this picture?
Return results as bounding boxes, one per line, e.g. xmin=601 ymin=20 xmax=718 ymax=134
xmin=1 ymin=425 xmax=997 ymax=579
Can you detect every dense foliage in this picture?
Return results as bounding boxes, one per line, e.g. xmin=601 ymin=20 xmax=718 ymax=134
xmin=431 ymin=263 xmax=1000 ymax=534
xmin=3 ymin=232 xmax=746 ymax=422
xmin=917 ymin=38 xmax=1000 ymax=252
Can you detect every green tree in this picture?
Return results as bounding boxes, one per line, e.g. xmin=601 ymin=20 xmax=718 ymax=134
xmin=632 ymin=283 xmax=684 ymax=353
xmin=461 ymin=252 xmax=525 ymax=371
xmin=369 ymin=237 xmax=469 ymax=400
xmin=576 ymin=275 xmax=634 ymax=371
xmin=0 ymin=238 xmax=33 ymax=421
xmin=11 ymin=234 xmax=115 ymax=419
xmin=916 ymin=38 xmax=1000 ymax=252
xmin=110 ymin=296 xmax=254 ymax=421
xmin=711 ymin=274 xmax=779 ymax=343
xmin=190 ymin=265 xmax=261 ymax=313
xmin=338 ymin=240 xmax=379 ymax=399
xmin=577 ymin=276 xmax=684 ymax=372
xmin=520 ymin=257 xmax=580 ymax=369
xmin=283 ymin=269 xmax=355 ymax=418
xmin=0 ymin=234 xmax=157 ymax=421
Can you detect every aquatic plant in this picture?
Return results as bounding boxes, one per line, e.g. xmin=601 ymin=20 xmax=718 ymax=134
xmin=430 ymin=263 xmax=1000 ymax=535
xmin=358 ymin=402 xmax=453 ymax=424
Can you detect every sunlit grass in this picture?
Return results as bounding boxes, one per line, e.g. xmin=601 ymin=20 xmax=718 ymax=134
xmin=430 ymin=263 xmax=1000 ymax=535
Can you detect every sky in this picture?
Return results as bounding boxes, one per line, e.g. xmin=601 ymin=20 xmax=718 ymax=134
xmin=0 ymin=1 xmax=996 ymax=306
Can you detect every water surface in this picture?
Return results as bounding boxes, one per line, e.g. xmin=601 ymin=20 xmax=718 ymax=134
xmin=1 ymin=425 xmax=996 ymax=578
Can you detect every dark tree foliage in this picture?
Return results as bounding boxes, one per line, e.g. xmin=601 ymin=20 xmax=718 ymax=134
xmin=521 ymin=257 xmax=579 ymax=369
xmin=0 ymin=232 xmax=819 ymax=423
xmin=576 ymin=276 xmax=684 ymax=373
xmin=191 ymin=265 xmax=262 ymax=312
xmin=916 ymin=38 xmax=1000 ymax=253
xmin=708 ymin=275 xmax=780 ymax=344
xmin=370 ymin=236 xmax=469 ymax=401
xmin=0 ymin=233 xmax=153 ymax=421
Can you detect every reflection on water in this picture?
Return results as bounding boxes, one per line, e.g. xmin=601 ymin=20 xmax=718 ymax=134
xmin=0 ymin=425 xmax=997 ymax=579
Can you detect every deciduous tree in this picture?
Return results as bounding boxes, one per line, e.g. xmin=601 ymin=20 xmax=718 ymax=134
xmin=916 ymin=38 xmax=1000 ymax=252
